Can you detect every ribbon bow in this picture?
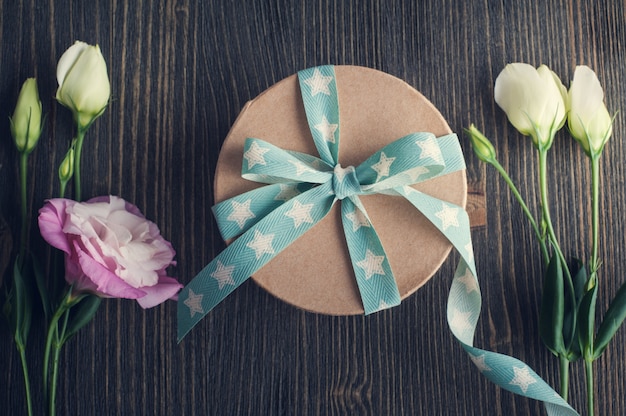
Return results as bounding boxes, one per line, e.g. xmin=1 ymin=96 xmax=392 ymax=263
xmin=177 ymin=66 xmax=578 ymax=415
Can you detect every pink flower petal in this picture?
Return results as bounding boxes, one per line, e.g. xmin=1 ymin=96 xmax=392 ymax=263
xmin=75 ymin=244 xmax=146 ymax=299
xmin=135 ymin=276 xmax=183 ymax=309
xmin=38 ymin=198 xmax=74 ymax=253
xmin=87 ymin=195 xmax=144 ymax=217
xmin=43 ymin=195 xmax=180 ymax=308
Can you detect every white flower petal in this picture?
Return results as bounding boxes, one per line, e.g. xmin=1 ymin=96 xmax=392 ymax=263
xmin=56 ymin=41 xmax=89 ymax=86
xmin=495 ymin=63 xmax=567 ymax=146
xmin=568 ymin=65 xmax=613 ymax=153
xmin=494 ymin=63 xmax=538 ymax=135
xmin=570 ymin=65 xmax=604 ymax=125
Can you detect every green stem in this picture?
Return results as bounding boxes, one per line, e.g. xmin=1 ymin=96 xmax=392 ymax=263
xmin=491 ymin=159 xmax=550 ymax=264
xmin=17 ymin=344 xmax=33 ymax=416
xmin=43 ymin=303 xmax=65 ymax=406
xmin=49 ymin=310 xmax=70 ymax=416
xmin=59 ymin=181 xmax=67 ymax=199
xmin=49 ymin=345 xmax=60 ymax=416
xmin=581 ymin=155 xmax=601 ymax=416
xmin=559 ymin=354 xmax=569 ymax=401
xmin=73 ymin=127 xmax=86 ymax=202
xmin=43 ymin=291 xmax=78 ymax=414
xmin=19 ymin=152 xmax=28 ymax=264
xmin=585 ymin=358 xmax=595 ymax=416
xmin=589 ymin=155 xmax=601 ymax=286
xmin=537 ymin=149 xmax=576 ymax=396
xmin=538 ymin=150 xmax=575 ymax=296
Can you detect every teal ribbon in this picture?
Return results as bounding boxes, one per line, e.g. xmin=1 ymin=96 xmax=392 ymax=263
xmin=178 ymin=65 xmax=578 ymax=415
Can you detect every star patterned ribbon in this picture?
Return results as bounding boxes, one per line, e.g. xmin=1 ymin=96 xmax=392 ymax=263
xmin=177 ymin=65 xmax=579 ymax=415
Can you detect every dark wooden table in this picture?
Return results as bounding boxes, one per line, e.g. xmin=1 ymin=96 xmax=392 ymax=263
xmin=2 ymin=1 xmax=625 ymax=414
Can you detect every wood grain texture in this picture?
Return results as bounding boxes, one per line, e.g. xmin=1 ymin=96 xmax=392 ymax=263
xmin=1 ymin=0 xmax=626 ymax=414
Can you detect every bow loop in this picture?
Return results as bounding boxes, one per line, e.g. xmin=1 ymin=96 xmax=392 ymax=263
xmin=242 ymin=138 xmax=332 ymax=185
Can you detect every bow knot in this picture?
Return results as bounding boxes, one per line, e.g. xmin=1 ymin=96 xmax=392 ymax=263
xmin=332 ymin=164 xmax=361 ymax=200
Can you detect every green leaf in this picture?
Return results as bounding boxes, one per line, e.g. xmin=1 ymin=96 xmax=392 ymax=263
xmin=11 ymin=256 xmax=32 ymax=346
xmin=578 ymin=283 xmax=598 ymax=360
xmin=31 ymin=254 xmax=51 ymax=319
xmin=539 ymin=254 xmax=565 ymax=356
xmin=572 ymin=259 xmax=588 ymax=303
xmin=62 ymin=294 xmax=102 ymax=343
xmin=0 ymin=213 xmax=12 ymax=287
xmin=594 ymin=279 xmax=626 ymax=359
xmin=2 ymin=286 xmax=16 ymax=333
xmin=563 ymin=261 xmax=588 ymax=357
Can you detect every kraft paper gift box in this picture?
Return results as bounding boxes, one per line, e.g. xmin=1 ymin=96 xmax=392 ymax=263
xmin=212 ymin=65 xmax=466 ymax=315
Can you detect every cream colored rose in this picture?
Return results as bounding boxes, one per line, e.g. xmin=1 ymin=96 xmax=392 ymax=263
xmin=568 ymin=65 xmax=613 ymax=157
xmin=495 ymin=63 xmax=568 ymax=149
xmin=56 ymin=41 xmax=111 ymax=128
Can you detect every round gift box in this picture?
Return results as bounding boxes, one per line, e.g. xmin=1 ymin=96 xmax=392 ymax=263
xmin=214 ymin=66 xmax=467 ymax=315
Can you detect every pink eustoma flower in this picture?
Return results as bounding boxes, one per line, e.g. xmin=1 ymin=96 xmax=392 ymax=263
xmin=38 ymin=195 xmax=182 ymax=308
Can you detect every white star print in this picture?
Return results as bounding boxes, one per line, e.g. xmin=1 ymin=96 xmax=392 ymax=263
xmin=309 ymin=159 xmax=327 ymax=170
xmin=183 ymin=289 xmax=204 ymax=318
xmin=375 ymin=300 xmax=390 ymax=312
xmin=303 ymin=68 xmax=334 ymax=96
xmin=285 ymin=200 xmax=315 ymax=228
xmin=356 ymin=249 xmax=386 ymax=279
xmin=210 ymin=261 xmax=236 ymax=289
xmin=314 ymin=116 xmax=338 ymax=143
xmin=403 ymin=186 xmax=420 ymax=196
xmin=345 ymin=208 xmax=370 ymax=232
xmin=289 ymin=160 xmax=315 ymax=176
xmin=469 ymin=353 xmax=492 ymax=372
xmin=448 ymin=308 xmax=472 ymax=332
xmin=435 ymin=204 xmax=460 ymax=230
xmin=227 ymin=199 xmax=256 ymax=229
xmin=416 ymin=138 xmax=442 ymax=161
xmin=371 ymin=152 xmax=396 ymax=181
xmin=464 ymin=242 xmax=474 ymax=263
xmin=509 ymin=366 xmax=537 ymax=393
xmin=246 ymin=230 xmax=275 ymax=259
xmin=274 ymin=184 xmax=301 ymax=201
xmin=405 ymin=166 xmax=429 ymax=182
xmin=457 ymin=268 xmax=478 ymax=293
xmin=244 ymin=141 xmax=270 ymax=169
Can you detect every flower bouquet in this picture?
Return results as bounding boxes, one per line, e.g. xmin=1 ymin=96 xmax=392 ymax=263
xmin=468 ymin=63 xmax=616 ymax=415
xmin=2 ymin=41 xmax=182 ymax=415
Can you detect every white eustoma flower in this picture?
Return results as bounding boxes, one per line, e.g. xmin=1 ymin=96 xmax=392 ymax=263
xmin=56 ymin=41 xmax=111 ymax=128
xmin=568 ymin=65 xmax=613 ymax=157
xmin=494 ymin=63 xmax=568 ymax=149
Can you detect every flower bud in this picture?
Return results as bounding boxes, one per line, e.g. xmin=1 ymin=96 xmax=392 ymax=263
xmin=494 ymin=63 xmax=568 ymax=149
xmin=466 ymin=124 xmax=497 ymax=163
xmin=59 ymin=144 xmax=75 ymax=184
xmin=56 ymin=41 xmax=110 ymax=129
xmin=10 ymin=78 xmax=43 ymax=154
xmin=568 ymin=65 xmax=613 ymax=157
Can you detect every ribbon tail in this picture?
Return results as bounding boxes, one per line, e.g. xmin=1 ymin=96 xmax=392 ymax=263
xmin=436 ymin=133 xmax=467 ymax=176
xmin=341 ymin=196 xmax=401 ymax=314
xmin=397 ymin=186 xmax=578 ymax=415
xmin=178 ymin=183 xmax=335 ymax=341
